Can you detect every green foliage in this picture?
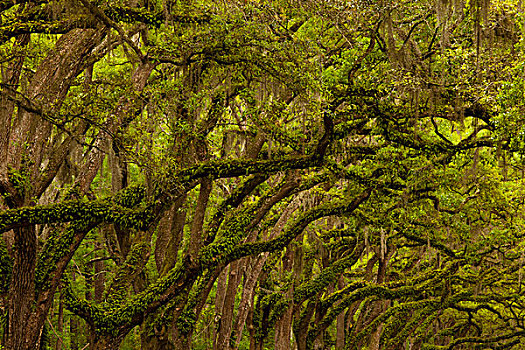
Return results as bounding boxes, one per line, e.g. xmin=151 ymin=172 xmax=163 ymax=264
xmin=3 ymin=0 xmax=525 ymax=349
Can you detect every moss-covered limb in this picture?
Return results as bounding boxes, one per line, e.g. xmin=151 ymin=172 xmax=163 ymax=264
xmin=32 ymin=221 xmax=104 ymax=341
xmin=450 ymin=301 xmax=505 ymax=320
xmin=35 ymin=220 xmax=97 ymax=292
xmin=421 ymin=330 xmax=525 ymax=350
xmin=247 ymin=175 xmax=303 ymax=234
xmin=385 ymin=302 xmax=442 ymax=348
xmin=316 ymin=263 xmax=461 ymax=338
xmin=67 ymin=261 xmax=196 ymax=337
xmin=225 ymin=189 xmax=371 ymax=263
xmin=408 ymin=309 xmax=442 ymax=346
xmin=382 ymin=302 xmax=439 ymax=347
xmin=317 ymin=280 xmax=369 ymax=311
xmin=348 ymin=292 xmax=469 ymax=350
xmin=295 ymin=171 xmax=333 ymax=193
xmin=432 ymin=320 xmax=469 ymax=339
xmin=0 ymin=18 xmax=95 ymax=44
xmin=62 ymin=277 xmax=104 ymax=327
xmin=399 ymin=229 xmax=459 ymax=258
xmin=103 ymin=6 xmax=163 ymax=27
xmin=252 ymin=292 xmax=283 ymax=341
xmin=198 ymin=205 xmax=256 ymax=266
xmin=0 ymin=0 xmax=46 ymax=12
xmin=104 ymin=240 xmax=151 ymax=305
xmin=102 ymin=4 xmax=211 ymax=27
xmin=174 ymin=267 xmax=220 ymax=337
xmin=141 ymin=291 xmax=188 ymax=341
xmin=320 ymin=261 xmax=457 ymax=312
xmin=318 ymin=285 xmax=429 ymax=341
xmin=337 ymin=299 xmax=440 ymax=350
xmin=377 ymin=110 xmax=495 ymax=156
xmin=98 ymin=256 xmax=200 ymax=334
xmin=0 ymin=185 xmax=145 ymax=233
xmin=77 ymin=0 xmax=145 ymax=62
xmin=292 ymin=299 xmax=317 ymax=348
xmin=293 ymin=241 xmax=362 ymax=304
xmin=333 ymin=119 xmax=370 ymax=140
xmin=205 ymin=175 xmax=267 ymax=243
xmin=376 ymin=116 xmax=448 ymax=154
xmin=265 ymin=242 xmax=364 ymax=330
xmin=199 ymin=175 xmax=300 ymax=266
xmin=173 ymin=155 xmax=320 ymax=185
xmin=167 ymin=115 xmax=332 ymax=188
xmin=324 ymin=160 xmax=406 ymax=199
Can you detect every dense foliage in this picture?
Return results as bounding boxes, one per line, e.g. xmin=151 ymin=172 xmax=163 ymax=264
xmin=2 ymin=0 xmax=525 ymax=349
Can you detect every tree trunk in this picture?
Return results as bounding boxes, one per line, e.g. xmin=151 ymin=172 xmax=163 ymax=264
xmin=5 ymin=226 xmax=40 ymax=350
xmin=294 ymin=301 xmax=316 ymax=350
xmin=232 ymin=256 xmax=266 ymax=349
xmin=69 ymin=270 xmax=80 ymax=350
xmin=4 ymin=27 xmax=106 ymax=350
xmin=56 ymin=288 xmax=64 ymax=350
xmin=215 ymin=261 xmax=243 ymax=350
xmin=91 ymin=336 xmax=123 ymax=350
xmin=94 ymin=240 xmax=105 ymax=302
xmin=0 ymin=34 xmax=29 ymax=195
xmin=141 ymin=327 xmax=174 ymax=350
xmin=274 ymin=248 xmax=294 ymax=350
xmin=335 ymin=276 xmax=346 ymax=350
xmin=213 ymin=267 xmax=229 ymax=346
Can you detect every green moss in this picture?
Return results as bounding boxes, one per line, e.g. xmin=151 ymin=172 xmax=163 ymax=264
xmin=104 ymin=6 xmax=162 ymax=27
xmin=105 ymin=241 xmax=150 ymax=304
xmin=0 ymin=238 xmax=12 ymax=293
xmin=0 ymin=185 xmax=146 ymax=232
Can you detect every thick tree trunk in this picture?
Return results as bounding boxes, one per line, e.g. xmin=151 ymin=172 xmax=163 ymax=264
xmin=91 ymin=336 xmax=123 ymax=350
xmin=6 ymin=227 xmax=40 ymax=350
xmin=94 ymin=240 xmax=105 ymax=302
xmin=213 ymin=268 xmax=229 ymax=346
xmin=7 ymin=221 xmax=97 ymax=350
xmin=56 ymin=288 xmax=64 ymax=350
xmin=77 ymin=60 xmax=156 ymax=194
xmin=141 ymin=327 xmax=175 ymax=350
xmin=232 ymin=255 xmax=266 ymax=349
xmin=294 ymin=301 xmax=316 ymax=350
xmin=215 ymin=261 xmax=244 ymax=349
xmin=0 ymin=34 xmax=29 ymax=196
xmin=335 ymin=276 xmax=346 ymax=350
xmin=188 ymin=178 xmax=212 ymax=258
xmin=4 ymin=27 xmax=106 ymax=350
xmin=274 ymin=248 xmax=294 ymax=350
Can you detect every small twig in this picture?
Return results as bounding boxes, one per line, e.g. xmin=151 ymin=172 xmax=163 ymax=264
xmin=46 ymin=316 xmax=66 ymax=346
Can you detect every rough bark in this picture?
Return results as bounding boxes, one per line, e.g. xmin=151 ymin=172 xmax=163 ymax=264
xmin=188 ymin=178 xmax=213 ymax=258
xmin=232 ymin=256 xmax=266 ymax=349
xmin=77 ymin=60 xmax=156 ymax=194
xmin=94 ymin=240 xmax=105 ymax=302
xmin=213 ymin=267 xmax=229 ymax=348
xmin=6 ymin=226 xmax=38 ymax=350
xmin=0 ymin=34 xmax=29 ymax=200
xmin=215 ymin=260 xmax=244 ymax=350
xmin=274 ymin=247 xmax=294 ymax=350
